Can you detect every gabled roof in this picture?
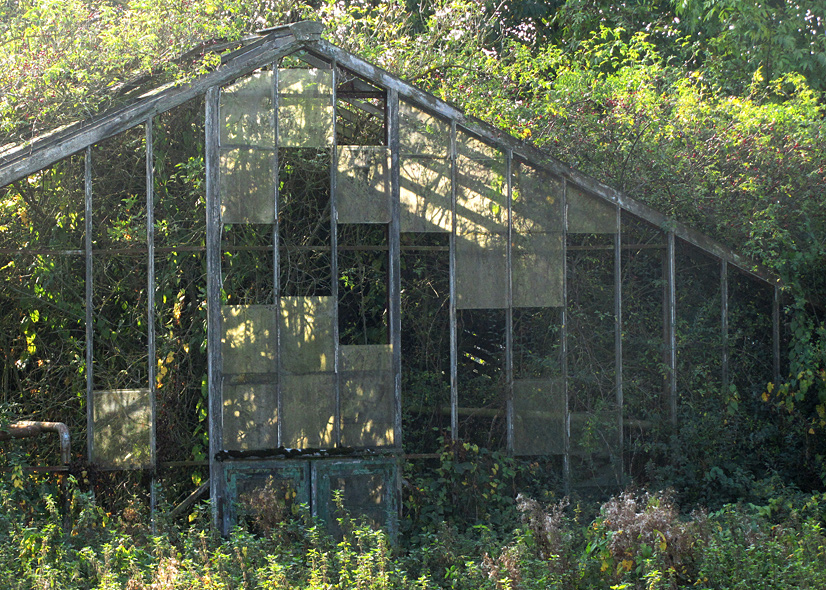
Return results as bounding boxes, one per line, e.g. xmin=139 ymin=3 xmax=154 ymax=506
xmin=0 ymin=20 xmax=776 ymax=284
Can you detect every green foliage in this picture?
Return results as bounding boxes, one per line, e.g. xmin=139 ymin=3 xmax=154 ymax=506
xmin=1 ymin=466 xmax=826 ymax=588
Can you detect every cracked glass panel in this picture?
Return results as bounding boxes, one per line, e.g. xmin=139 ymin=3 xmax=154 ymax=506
xmin=567 ymin=184 xmax=617 ymax=234
xmin=340 ymin=345 xmax=394 ymax=447
xmin=219 ymin=148 xmax=275 ymax=223
xmin=220 ymin=72 xmax=274 ymax=148
xmin=92 ymin=388 xmax=152 ymax=469
xmin=279 ymin=296 xmax=334 ymax=374
xmin=400 ymin=156 xmax=451 ymax=232
xmin=278 ymin=148 xmax=332 ymax=297
xmin=278 ymin=69 xmax=334 ymax=147
xmin=221 ymin=305 xmax=277 ymax=374
xmin=336 ymin=146 xmax=390 ymax=223
xmin=401 ymin=233 xmax=451 ymax=453
xmin=513 ymin=379 xmax=565 ymax=455
xmin=281 ymin=373 xmax=335 ymax=448
xmin=514 ymin=307 xmax=562 ymax=380
xmin=513 ymin=232 xmax=563 ymax=308
xmin=222 ymin=380 xmax=277 ymax=451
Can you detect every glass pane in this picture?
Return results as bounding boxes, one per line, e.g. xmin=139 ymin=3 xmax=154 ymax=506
xmin=512 ymin=161 xmax=563 ymax=234
xmin=340 ymin=345 xmax=394 ymax=448
xmin=92 ymin=388 xmax=152 ymax=469
xmin=455 ymin=232 xmax=507 ymax=309
xmin=222 ymin=379 xmax=277 ymax=451
xmin=336 ymin=146 xmax=390 ymax=223
xmin=512 ymin=232 xmax=563 ymax=308
xmin=399 ymin=101 xmax=449 ymax=156
xmin=399 ymin=156 xmax=451 ymax=232
xmin=281 ymin=373 xmax=335 ymax=448
xmin=221 ymin=305 xmax=277 ymax=375
xmin=513 ymin=379 xmax=565 ymax=455
xmin=456 ymin=151 xmax=507 ymax=235
xmin=220 ymin=72 xmax=274 ymax=148
xmin=219 ymin=148 xmax=275 ymax=224
xmin=279 ymin=296 xmax=334 ymax=374
xmin=278 ymin=69 xmax=334 ymax=148
xmin=567 ymin=184 xmax=616 ymax=234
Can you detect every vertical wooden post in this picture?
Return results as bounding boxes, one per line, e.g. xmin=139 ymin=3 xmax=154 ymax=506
xmin=773 ymin=283 xmax=781 ymax=386
xmin=330 ymin=61 xmax=341 ymax=447
xmin=145 ymin=119 xmax=158 ymax=529
xmin=273 ymin=66 xmax=282 ymax=447
xmin=666 ymin=231 xmax=677 ymax=424
xmin=205 ymin=86 xmax=223 ymax=532
xmin=561 ymin=178 xmax=570 ymax=493
xmin=721 ymin=260 xmax=729 ymax=393
xmin=85 ymin=147 xmax=94 ymax=463
xmin=449 ymin=121 xmax=458 ymax=441
xmin=505 ymin=150 xmax=514 ymax=454
xmin=614 ymin=205 xmax=623 ymax=478
xmin=388 ymin=89 xmax=403 ymax=449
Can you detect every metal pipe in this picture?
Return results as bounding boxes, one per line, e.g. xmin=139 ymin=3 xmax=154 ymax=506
xmin=0 ymin=421 xmax=71 ymax=465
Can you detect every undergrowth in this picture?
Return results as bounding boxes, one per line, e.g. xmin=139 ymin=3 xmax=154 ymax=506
xmin=1 ymin=472 xmax=825 ymax=589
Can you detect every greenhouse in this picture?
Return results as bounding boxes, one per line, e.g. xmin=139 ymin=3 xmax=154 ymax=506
xmin=0 ymin=21 xmax=781 ymax=534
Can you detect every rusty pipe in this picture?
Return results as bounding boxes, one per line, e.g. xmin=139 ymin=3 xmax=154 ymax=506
xmin=0 ymin=421 xmax=71 ymax=465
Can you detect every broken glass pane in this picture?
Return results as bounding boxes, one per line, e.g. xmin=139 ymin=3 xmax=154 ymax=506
xmin=513 ymin=379 xmax=565 ymax=455
xmin=399 ymin=100 xmax=449 ymax=156
xmin=567 ymin=184 xmax=617 ymax=234
xmin=222 ymin=379 xmax=277 ymax=451
xmin=513 ymin=307 xmax=562 ymax=380
xmin=92 ymin=127 xmax=147 ymax=250
xmin=219 ymin=148 xmax=275 ymax=224
xmin=400 ymin=233 xmax=451 ymax=453
xmin=220 ymin=72 xmax=275 ymax=148
xmin=400 ymin=156 xmax=451 ymax=232
xmin=221 ymin=305 xmax=277 ymax=375
xmin=280 ymin=373 xmax=335 ymax=448
xmin=457 ymin=309 xmax=506 ymax=449
xmin=314 ymin=460 xmax=397 ymax=537
xmin=455 ymin=232 xmax=507 ymax=309
xmin=0 ymin=155 xmax=85 ymax=251
xmin=336 ymin=146 xmax=390 ymax=223
xmin=93 ymin=254 xmax=148 ymax=391
xmin=279 ymin=296 xmax=335 ymax=373
xmin=512 ymin=232 xmax=563 ymax=308
xmin=92 ymin=388 xmax=152 ymax=469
